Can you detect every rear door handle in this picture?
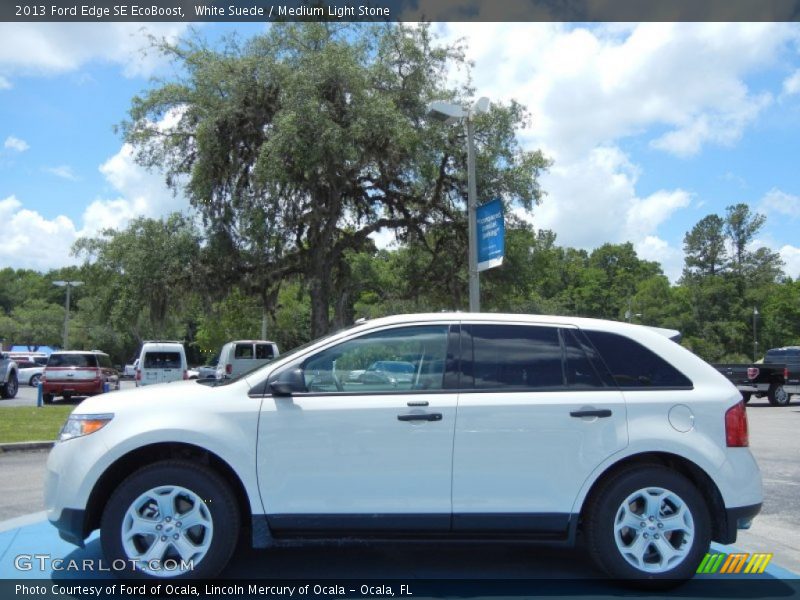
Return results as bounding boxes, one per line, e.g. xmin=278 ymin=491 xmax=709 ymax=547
xmin=398 ymin=413 xmax=443 ymax=422
xmin=570 ymin=409 xmax=612 ymax=418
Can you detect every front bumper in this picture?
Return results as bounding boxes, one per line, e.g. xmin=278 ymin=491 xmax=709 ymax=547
xmin=50 ymin=508 xmax=87 ymax=547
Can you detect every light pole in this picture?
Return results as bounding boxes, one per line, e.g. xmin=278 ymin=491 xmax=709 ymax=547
xmin=53 ymin=280 xmax=83 ymax=350
xmin=428 ymin=97 xmax=490 ymax=312
xmin=753 ymin=306 xmax=759 ymax=362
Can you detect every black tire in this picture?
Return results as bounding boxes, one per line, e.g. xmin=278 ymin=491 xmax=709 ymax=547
xmin=584 ymin=465 xmax=711 ymax=588
xmin=100 ymin=460 xmax=240 ymax=579
xmin=767 ymin=383 xmax=789 ymax=406
xmin=741 ymin=392 xmax=752 ymax=404
xmin=42 ymin=393 xmax=54 ymax=405
xmin=0 ymin=371 xmax=18 ymax=399
xmin=29 ymin=374 xmax=41 ymax=387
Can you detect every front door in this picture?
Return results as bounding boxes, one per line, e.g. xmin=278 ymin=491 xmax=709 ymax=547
xmin=257 ymin=324 xmax=458 ymax=534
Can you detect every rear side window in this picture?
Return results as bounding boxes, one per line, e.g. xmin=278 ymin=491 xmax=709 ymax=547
xmin=235 ymin=344 xmax=254 ymax=359
xmin=462 ymin=325 xmax=564 ymax=390
xmin=255 ymin=344 xmax=275 ymax=360
xmin=48 ymin=354 xmax=97 ymax=368
xmin=143 ymin=352 xmax=182 ymax=369
xmin=583 ymin=330 xmax=692 ymax=389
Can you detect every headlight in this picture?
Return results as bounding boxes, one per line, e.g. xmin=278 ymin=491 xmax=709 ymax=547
xmin=58 ymin=413 xmax=114 ymax=442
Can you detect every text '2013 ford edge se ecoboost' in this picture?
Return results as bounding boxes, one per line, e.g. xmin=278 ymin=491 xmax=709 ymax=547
xmin=44 ymin=313 xmax=762 ymax=586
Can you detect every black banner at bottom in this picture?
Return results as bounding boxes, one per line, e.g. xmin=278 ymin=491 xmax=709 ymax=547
xmin=3 ymin=579 xmax=800 ymax=600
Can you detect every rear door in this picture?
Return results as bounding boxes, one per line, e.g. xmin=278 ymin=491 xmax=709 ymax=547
xmin=451 ymin=323 xmax=628 ymax=535
xmin=142 ymin=350 xmax=182 ymax=384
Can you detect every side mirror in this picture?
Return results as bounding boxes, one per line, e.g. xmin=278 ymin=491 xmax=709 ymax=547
xmin=269 ymin=367 xmax=306 ymax=396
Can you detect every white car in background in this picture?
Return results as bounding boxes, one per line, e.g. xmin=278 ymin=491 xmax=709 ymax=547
xmin=16 ymin=359 xmax=45 ymax=387
xmin=45 ymin=313 xmax=762 ymax=585
xmin=215 ymin=340 xmax=279 ymax=379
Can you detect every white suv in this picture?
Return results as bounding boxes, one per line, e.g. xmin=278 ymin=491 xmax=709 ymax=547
xmin=44 ymin=313 xmax=761 ymax=585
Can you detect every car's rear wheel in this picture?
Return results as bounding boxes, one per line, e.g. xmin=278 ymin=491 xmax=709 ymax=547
xmin=101 ymin=460 xmax=239 ymax=579
xmin=584 ymin=465 xmax=710 ymax=587
xmin=29 ymin=373 xmax=41 ymax=387
xmin=0 ymin=372 xmax=18 ymax=399
xmin=741 ymin=392 xmax=751 ymax=403
xmin=42 ymin=393 xmax=54 ymax=404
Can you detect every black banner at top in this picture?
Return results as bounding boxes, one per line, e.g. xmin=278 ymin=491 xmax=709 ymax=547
xmin=2 ymin=0 xmax=800 ymax=23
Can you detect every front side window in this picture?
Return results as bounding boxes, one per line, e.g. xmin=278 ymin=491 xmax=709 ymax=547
xmin=462 ymin=324 xmax=565 ymax=390
xmin=583 ymin=330 xmax=692 ymax=389
xmin=301 ymin=325 xmax=450 ymax=393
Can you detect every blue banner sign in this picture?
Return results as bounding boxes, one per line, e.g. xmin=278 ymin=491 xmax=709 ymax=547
xmin=476 ymin=198 xmax=505 ymax=272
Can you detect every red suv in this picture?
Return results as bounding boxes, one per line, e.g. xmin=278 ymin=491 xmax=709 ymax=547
xmin=41 ymin=351 xmax=119 ymax=404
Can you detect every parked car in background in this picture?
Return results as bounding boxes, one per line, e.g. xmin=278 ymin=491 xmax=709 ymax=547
xmin=215 ymin=340 xmax=279 ymax=379
xmin=46 ymin=313 xmax=761 ymax=584
xmin=196 ymin=356 xmax=219 ymax=380
xmin=0 ymin=352 xmax=19 ymax=399
xmin=135 ymin=341 xmax=187 ymax=387
xmin=16 ymin=359 xmax=45 ymax=387
xmin=122 ymin=359 xmax=139 ymax=379
xmin=714 ymin=345 xmax=800 ymax=406
xmin=41 ymin=351 xmax=119 ymax=404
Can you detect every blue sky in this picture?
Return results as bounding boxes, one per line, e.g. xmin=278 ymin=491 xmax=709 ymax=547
xmin=1 ymin=22 xmax=800 ymax=281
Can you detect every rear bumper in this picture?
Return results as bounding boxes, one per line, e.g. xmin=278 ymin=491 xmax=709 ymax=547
xmin=42 ymin=380 xmax=102 ymax=395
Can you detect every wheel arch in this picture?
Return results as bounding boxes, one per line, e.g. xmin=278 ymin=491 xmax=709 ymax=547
xmin=577 ymin=451 xmax=731 ymax=543
xmin=83 ymin=442 xmax=251 ymax=541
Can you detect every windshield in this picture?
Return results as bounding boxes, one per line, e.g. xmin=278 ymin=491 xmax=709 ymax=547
xmin=206 ymin=325 xmax=360 ymax=387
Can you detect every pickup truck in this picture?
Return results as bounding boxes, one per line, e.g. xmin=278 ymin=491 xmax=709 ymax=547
xmin=714 ymin=346 xmax=800 ymax=406
xmin=0 ymin=352 xmax=19 ymax=399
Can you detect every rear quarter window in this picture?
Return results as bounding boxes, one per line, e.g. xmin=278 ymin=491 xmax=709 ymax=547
xmin=583 ymin=330 xmax=692 ymax=389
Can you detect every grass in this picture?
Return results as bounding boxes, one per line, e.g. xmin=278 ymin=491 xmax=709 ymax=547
xmin=0 ymin=406 xmax=74 ymax=443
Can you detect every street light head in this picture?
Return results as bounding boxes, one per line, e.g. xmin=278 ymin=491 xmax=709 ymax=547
xmin=53 ymin=280 xmax=67 ymax=287
xmin=472 ymin=97 xmax=490 ymax=114
xmin=427 ymin=100 xmax=467 ymax=123
xmin=53 ymin=280 xmax=84 ymax=287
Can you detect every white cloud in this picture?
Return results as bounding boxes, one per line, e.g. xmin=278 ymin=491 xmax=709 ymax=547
xmin=1 ymin=113 xmax=190 ymax=269
xmin=778 ymin=245 xmax=800 ymax=280
xmin=0 ymin=195 xmax=81 ymax=271
xmin=782 ymin=69 xmax=800 ymax=96
xmin=760 ymin=188 xmax=800 ymax=219
xmin=434 ymin=22 xmax=799 ymax=279
xmin=4 ymin=135 xmax=29 ymax=152
xmin=0 ymin=75 xmax=10 ymax=90
xmin=44 ymin=165 xmax=78 ymax=181
xmin=0 ymin=23 xmax=191 ymax=82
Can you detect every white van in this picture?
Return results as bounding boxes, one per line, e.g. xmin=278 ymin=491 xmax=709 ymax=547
xmin=215 ymin=340 xmax=279 ymax=379
xmin=135 ymin=341 xmax=187 ymax=387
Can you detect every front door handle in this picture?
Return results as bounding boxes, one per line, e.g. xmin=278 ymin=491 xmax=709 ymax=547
xmin=398 ymin=413 xmax=443 ymax=422
xmin=570 ymin=409 xmax=612 ymax=418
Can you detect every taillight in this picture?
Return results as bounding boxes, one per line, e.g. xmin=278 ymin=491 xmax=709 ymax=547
xmin=784 ymin=367 xmax=789 ymax=380
xmin=725 ymin=401 xmax=749 ymax=447
xmin=226 ymin=364 xmax=232 ymax=375
xmin=135 ymin=369 xmax=141 ymax=381
xmin=183 ymin=370 xmax=188 ymax=380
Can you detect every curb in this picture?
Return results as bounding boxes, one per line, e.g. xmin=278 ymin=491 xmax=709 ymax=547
xmin=0 ymin=441 xmax=54 ymax=453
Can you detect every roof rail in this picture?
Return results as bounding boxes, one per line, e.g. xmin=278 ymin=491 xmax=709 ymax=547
xmin=142 ymin=340 xmax=184 ymax=344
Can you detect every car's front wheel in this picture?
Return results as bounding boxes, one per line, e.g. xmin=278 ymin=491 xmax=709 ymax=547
xmin=0 ymin=371 xmax=18 ymax=399
xmin=29 ymin=373 xmax=41 ymax=387
xmin=101 ymin=460 xmax=240 ymax=579
xmin=584 ymin=465 xmax=710 ymax=587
